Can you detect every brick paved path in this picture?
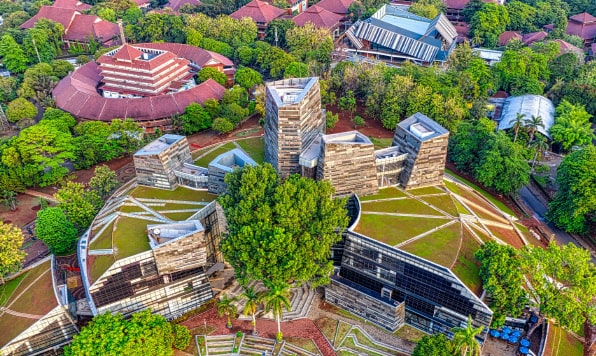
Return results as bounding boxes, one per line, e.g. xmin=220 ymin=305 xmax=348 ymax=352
xmin=181 ymin=307 xmax=336 ymax=356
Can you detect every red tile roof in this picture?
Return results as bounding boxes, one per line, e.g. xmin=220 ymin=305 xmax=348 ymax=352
xmin=165 ymin=0 xmax=201 ymax=11
xmin=498 ymin=31 xmax=522 ymax=46
xmin=315 ymin=0 xmax=353 ymax=15
xmin=569 ymin=12 xmax=596 ymax=23
xmin=444 ymin=0 xmax=469 ymax=10
xmin=137 ymin=42 xmax=235 ymax=68
xmin=20 ymin=6 xmax=77 ymax=30
xmin=552 ymin=39 xmax=584 ymax=56
xmin=292 ymin=4 xmax=342 ymax=28
xmin=111 ymin=44 xmax=144 ymax=61
xmin=53 ymin=0 xmax=91 ymax=11
xmin=522 ymin=31 xmax=548 ymax=45
xmin=566 ymin=12 xmax=596 ymax=40
xmin=20 ymin=5 xmax=118 ymax=44
xmin=53 ymin=62 xmax=225 ymax=122
xmin=230 ymin=0 xmax=285 ymax=24
xmin=131 ymin=0 xmax=150 ymax=7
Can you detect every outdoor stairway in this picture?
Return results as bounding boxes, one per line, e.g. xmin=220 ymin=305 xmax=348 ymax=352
xmin=278 ymin=341 xmax=319 ymax=356
xmin=282 ymin=284 xmax=316 ymax=321
xmin=205 ymin=334 xmax=235 ymax=355
xmin=238 ymin=335 xmax=276 ymax=355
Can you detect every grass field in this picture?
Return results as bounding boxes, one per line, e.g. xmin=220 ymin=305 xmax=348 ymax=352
xmin=112 ymin=216 xmax=151 ymax=259
xmin=194 ymin=142 xmax=237 ymax=167
xmin=451 ymin=229 xmax=483 ymax=294
xmin=400 ymin=223 xmax=461 ymax=267
xmin=545 ymin=324 xmax=583 ymax=356
xmin=131 ymin=186 xmax=216 ymax=202
xmin=236 ymin=137 xmax=265 ymax=164
xmin=0 ymin=273 xmax=26 ymax=306
xmin=359 ymin=187 xmax=407 ymax=201
xmin=355 ymin=214 xmax=451 ymax=246
xmin=419 ymin=194 xmax=459 ymax=216
xmin=360 ymin=198 xmax=443 ymax=216
xmin=407 ymin=186 xmax=445 ymax=196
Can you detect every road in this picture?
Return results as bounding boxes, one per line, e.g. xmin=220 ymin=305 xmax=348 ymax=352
xmin=518 ymin=186 xmax=596 ymax=263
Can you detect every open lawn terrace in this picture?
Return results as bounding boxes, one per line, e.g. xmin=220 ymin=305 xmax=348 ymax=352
xmin=0 ymin=259 xmax=56 ymax=349
xmin=354 ymin=179 xmax=537 ymax=295
xmin=85 ymin=183 xmax=217 ymax=283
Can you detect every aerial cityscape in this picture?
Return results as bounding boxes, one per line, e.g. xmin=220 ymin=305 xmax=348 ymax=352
xmin=0 ymin=0 xmax=594 ymax=355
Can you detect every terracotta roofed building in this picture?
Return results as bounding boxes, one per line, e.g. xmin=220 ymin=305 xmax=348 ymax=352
xmin=566 ymin=12 xmax=596 ymax=48
xmin=230 ymin=0 xmax=286 ymax=39
xmin=292 ymin=4 xmax=343 ymax=36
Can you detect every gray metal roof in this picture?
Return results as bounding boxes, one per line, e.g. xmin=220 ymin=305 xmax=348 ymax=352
xmin=498 ymin=95 xmax=554 ymax=138
xmin=398 ymin=112 xmax=449 ymax=141
xmin=208 ymin=148 xmax=257 ymax=172
xmin=345 ymin=5 xmax=457 ymax=63
xmin=134 ymin=134 xmax=185 ymax=156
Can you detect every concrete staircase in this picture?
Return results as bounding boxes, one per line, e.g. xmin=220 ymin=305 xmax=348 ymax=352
xmin=278 ymin=341 xmax=319 ymax=356
xmin=238 ymin=335 xmax=276 ymax=356
xmin=205 ymin=334 xmax=235 ymax=355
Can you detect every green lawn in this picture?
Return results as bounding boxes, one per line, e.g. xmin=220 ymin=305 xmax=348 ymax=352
xmin=315 ymin=318 xmax=338 ymax=344
xmin=393 ymin=325 xmax=426 ymax=342
xmin=355 ymin=214 xmax=451 ymax=246
xmin=236 ymin=137 xmax=265 ymax=164
xmin=445 ymin=170 xmax=516 ymax=216
xmin=4 ymin=261 xmax=51 ymax=307
xmin=89 ymin=220 xmax=115 ymax=250
xmin=112 ymin=216 xmax=151 ymax=259
xmin=0 ymin=274 xmax=26 ymax=306
xmin=548 ymin=324 xmax=584 ymax=356
xmin=162 ymin=212 xmax=197 ymax=221
xmin=194 ymin=142 xmax=237 ymax=167
xmin=368 ymin=137 xmax=393 ymax=149
xmin=407 ymin=186 xmax=445 ymax=196
xmin=89 ymin=255 xmax=116 ymax=282
xmin=359 ymin=187 xmax=407 ymax=201
xmin=335 ymin=321 xmax=353 ymax=348
xmin=400 ymin=223 xmax=461 ymax=267
xmin=285 ymin=337 xmax=320 ymax=354
xmin=451 ymin=229 xmax=483 ymax=295
xmin=452 ymin=196 xmax=471 ymax=215
xmin=419 ymin=194 xmax=459 ymax=216
xmin=361 ymin=198 xmax=443 ymax=216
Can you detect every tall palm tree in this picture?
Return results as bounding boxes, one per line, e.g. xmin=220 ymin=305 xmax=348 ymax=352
xmin=241 ymin=286 xmax=260 ymax=335
xmin=261 ymin=282 xmax=291 ymax=342
xmin=509 ymin=112 xmax=525 ymax=143
xmin=530 ymin=135 xmax=549 ymax=170
xmin=217 ymin=294 xmax=237 ymax=329
xmin=524 ymin=115 xmax=544 ymax=146
xmin=451 ymin=316 xmax=484 ymax=356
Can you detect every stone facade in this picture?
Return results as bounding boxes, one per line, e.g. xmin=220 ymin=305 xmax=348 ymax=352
xmin=315 ymin=131 xmax=378 ymax=197
xmin=148 ymin=221 xmax=208 ymax=275
xmin=133 ymin=134 xmax=193 ymax=190
xmin=391 ymin=113 xmax=449 ymax=190
xmin=264 ymin=77 xmax=325 ymax=178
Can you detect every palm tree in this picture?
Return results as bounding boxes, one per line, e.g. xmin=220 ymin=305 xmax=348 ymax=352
xmin=217 ymin=294 xmax=237 ymax=329
xmin=530 ymin=135 xmax=549 ymax=170
xmin=261 ymin=282 xmax=291 ymax=342
xmin=241 ymin=286 xmax=260 ymax=335
xmin=524 ymin=115 xmax=544 ymax=146
xmin=509 ymin=112 xmax=525 ymax=143
xmin=452 ymin=316 xmax=484 ymax=356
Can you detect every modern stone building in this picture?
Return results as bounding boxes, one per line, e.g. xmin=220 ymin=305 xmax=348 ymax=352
xmin=264 ymin=77 xmax=325 ymax=178
xmin=392 ymin=113 xmax=449 ymax=190
xmin=133 ymin=134 xmax=194 ymax=190
xmin=299 ymin=131 xmax=378 ymax=196
xmin=207 ymin=148 xmax=257 ymax=194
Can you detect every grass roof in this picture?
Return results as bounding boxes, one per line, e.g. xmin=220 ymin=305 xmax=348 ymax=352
xmin=354 ymin=214 xmax=450 ymax=246
xmin=360 ymin=198 xmax=444 ymax=216
xmin=194 ymin=142 xmax=237 ymax=167
xmin=359 ymin=187 xmax=407 ymax=201
xmin=0 ymin=260 xmax=56 ymax=348
xmin=400 ymin=223 xmax=461 ymax=267
xmin=236 ymin=137 xmax=265 ymax=164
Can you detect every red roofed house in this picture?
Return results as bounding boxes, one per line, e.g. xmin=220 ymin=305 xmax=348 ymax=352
xmin=53 ymin=43 xmax=233 ymax=132
xmin=552 ymin=39 xmax=584 ymax=57
xmin=52 ymin=0 xmax=91 ymax=11
xmin=165 ymin=0 xmax=201 ymax=11
xmin=20 ymin=3 xmax=119 ymax=47
xmin=292 ymin=4 xmax=343 ymax=36
xmin=522 ymin=31 xmax=548 ymax=45
xmin=315 ymin=0 xmax=353 ymax=18
xmin=444 ymin=0 xmax=468 ymax=23
xmin=498 ymin=31 xmax=522 ymax=46
xmin=230 ymin=0 xmax=285 ymax=39
xmin=97 ymin=44 xmax=194 ymax=98
xmin=566 ymin=12 xmax=596 ymax=48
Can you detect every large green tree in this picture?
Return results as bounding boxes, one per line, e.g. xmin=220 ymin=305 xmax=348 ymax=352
xmin=55 ymin=181 xmax=103 ymax=232
xmin=412 ymin=334 xmax=454 ymax=356
xmin=35 ymin=207 xmax=78 ymax=255
xmin=0 ymin=222 xmax=26 ymax=284
xmin=521 ymin=242 xmax=596 ymax=350
xmin=178 ymin=103 xmax=212 ymax=135
xmin=234 ymin=67 xmax=262 ymax=90
xmin=6 ymin=98 xmax=37 ymax=123
xmin=89 ymin=165 xmax=120 ymax=199
xmin=65 ymin=310 xmax=176 ymax=355
xmin=197 ymin=67 xmax=228 ymax=86
xmin=549 ymin=100 xmax=594 ymax=152
xmin=285 ymin=23 xmax=334 ymax=66
xmin=219 ymin=164 xmax=349 ymax=288
xmin=469 ymin=3 xmax=509 ymax=48
xmin=547 ymin=146 xmax=596 ymax=234
xmin=0 ymin=34 xmax=27 ymax=73
xmin=475 ymin=241 xmax=526 ymax=327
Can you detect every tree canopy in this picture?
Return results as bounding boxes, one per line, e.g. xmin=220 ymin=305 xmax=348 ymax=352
xmin=65 ymin=310 xmax=190 ymax=355
xmin=35 ymin=207 xmax=78 ymax=255
xmin=55 ymin=181 xmax=103 ymax=232
xmin=549 ymin=100 xmax=594 ymax=152
xmin=412 ymin=334 xmax=453 ymax=356
xmin=219 ymin=164 xmax=349 ymax=288
xmin=547 ymin=146 xmax=596 ymax=234
xmin=0 ymin=221 xmax=26 ymax=283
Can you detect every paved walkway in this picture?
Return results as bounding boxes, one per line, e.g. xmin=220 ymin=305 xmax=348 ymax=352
xmin=24 ymin=189 xmax=58 ymax=203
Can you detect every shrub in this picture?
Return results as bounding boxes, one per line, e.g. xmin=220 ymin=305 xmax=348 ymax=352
xmin=173 ymin=324 xmax=191 ymax=350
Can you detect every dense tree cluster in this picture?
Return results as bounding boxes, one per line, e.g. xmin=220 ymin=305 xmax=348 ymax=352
xmin=0 ymin=221 xmax=26 ymax=283
xmin=65 ymin=310 xmax=191 ymax=355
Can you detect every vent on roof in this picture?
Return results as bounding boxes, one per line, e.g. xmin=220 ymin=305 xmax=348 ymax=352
xmin=410 ymin=122 xmax=434 ymax=139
